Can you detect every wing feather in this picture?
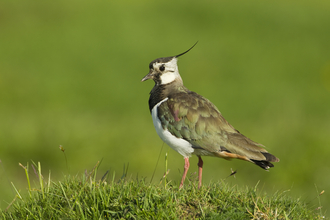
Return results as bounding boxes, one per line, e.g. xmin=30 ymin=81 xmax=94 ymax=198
xmin=157 ymin=90 xmax=277 ymax=162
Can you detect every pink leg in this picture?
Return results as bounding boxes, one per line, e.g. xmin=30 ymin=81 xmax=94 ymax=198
xmin=179 ymin=157 xmax=190 ymax=188
xmin=198 ymin=156 xmax=203 ymax=189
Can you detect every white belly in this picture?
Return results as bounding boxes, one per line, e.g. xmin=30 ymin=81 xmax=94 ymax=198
xmin=151 ymin=98 xmax=194 ymax=158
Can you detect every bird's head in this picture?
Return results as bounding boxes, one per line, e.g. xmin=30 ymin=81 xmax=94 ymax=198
xmin=141 ymin=42 xmax=198 ymax=85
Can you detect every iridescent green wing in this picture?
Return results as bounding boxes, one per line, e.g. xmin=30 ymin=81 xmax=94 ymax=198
xmin=157 ymin=91 xmax=235 ymax=152
xmin=157 ymin=91 xmax=273 ymax=161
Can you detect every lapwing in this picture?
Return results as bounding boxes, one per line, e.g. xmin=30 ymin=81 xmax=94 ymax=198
xmin=141 ymin=43 xmax=279 ymax=189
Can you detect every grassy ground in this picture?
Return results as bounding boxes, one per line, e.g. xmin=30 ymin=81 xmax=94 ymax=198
xmin=0 ymin=162 xmax=324 ymax=219
xmin=1 ymin=0 xmax=330 ymax=216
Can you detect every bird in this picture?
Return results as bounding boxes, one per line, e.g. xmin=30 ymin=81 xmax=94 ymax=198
xmin=141 ymin=42 xmax=279 ymax=189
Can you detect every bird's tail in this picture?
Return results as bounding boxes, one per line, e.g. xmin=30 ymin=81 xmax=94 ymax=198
xmin=212 ymin=149 xmax=279 ymax=170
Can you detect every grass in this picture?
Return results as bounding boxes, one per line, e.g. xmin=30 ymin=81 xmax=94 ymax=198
xmin=0 ymin=162 xmax=325 ymax=219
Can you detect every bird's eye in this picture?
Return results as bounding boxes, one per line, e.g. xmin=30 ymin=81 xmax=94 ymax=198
xmin=159 ymin=65 xmax=165 ymax=71
xmin=149 ymin=63 xmax=153 ymax=69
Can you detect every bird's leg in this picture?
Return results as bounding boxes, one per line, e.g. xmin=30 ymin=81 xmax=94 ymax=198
xmin=179 ymin=157 xmax=190 ymax=188
xmin=197 ymin=156 xmax=203 ymax=189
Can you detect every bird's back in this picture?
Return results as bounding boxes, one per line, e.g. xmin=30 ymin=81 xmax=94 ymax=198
xmin=155 ymin=86 xmax=279 ymax=168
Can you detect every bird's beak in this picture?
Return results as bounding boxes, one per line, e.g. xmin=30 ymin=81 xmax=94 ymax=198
xmin=141 ymin=70 xmax=153 ymax=82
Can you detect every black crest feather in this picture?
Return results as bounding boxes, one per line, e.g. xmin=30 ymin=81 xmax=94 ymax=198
xmin=175 ymin=41 xmax=198 ymax=58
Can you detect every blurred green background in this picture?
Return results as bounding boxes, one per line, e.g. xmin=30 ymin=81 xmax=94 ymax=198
xmin=1 ymin=0 xmax=329 ymax=213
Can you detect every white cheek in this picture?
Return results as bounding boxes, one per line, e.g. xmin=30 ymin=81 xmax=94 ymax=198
xmin=160 ymin=72 xmax=176 ymax=84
